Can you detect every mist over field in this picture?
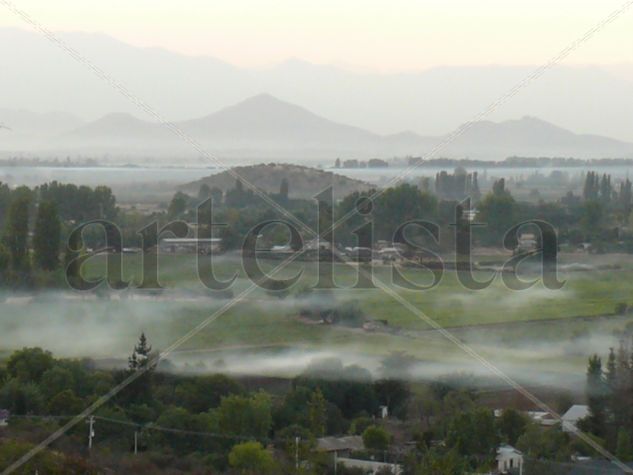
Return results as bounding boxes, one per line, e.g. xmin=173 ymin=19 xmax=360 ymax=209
xmin=3 ymin=3 xmax=633 ymax=473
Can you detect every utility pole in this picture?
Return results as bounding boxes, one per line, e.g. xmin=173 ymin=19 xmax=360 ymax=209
xmin=295 ymin=436 xmax=299 ymax=472
xmin=87 ymin=416 xmax=95 ymax=450
xmin=134 ymin=431 xmax=138 ymax=455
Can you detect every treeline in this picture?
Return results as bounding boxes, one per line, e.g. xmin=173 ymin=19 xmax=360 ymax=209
xmin=170 ymin=169 xmax=633 ymax=251
xmin=581 ymin=328 xmax=633 ymax=461
xmin=0 ymin=181 xmax=117 ymax=287
xmin=0 ymin=340 xmax=598 ymax=474
xmin=405 ymin=157 xmax=633 ymax=168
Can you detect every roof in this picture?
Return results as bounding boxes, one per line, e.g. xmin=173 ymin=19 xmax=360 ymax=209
xmin=562 ymin=405 xmax=590 ymax=422
xmin=160 ymin=238 xmax=221 ymax=243
xmin=497 ymin=444 xmax=522 ymax=458
xmin=316 ymin=436 xmax=364 ymax=452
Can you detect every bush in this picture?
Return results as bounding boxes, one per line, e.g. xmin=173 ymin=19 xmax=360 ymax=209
xmin=362 ymin=426 xmax=390 ymax=451
xmin=228 ymin=441 xmax=274 ymax=474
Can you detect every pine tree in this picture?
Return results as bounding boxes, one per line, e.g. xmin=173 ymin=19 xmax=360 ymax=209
xmin=33 ymin=201 xmax=61 ymax=271
xmin=124 ymin=333 xmax=155 ymax=405
xmin=585 ymin=354 xmax=607 ymax=437
xmin=129 ymin=332 xmax=153 ymax=370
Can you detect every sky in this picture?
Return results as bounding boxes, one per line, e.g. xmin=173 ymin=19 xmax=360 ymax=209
xmin=1 ymin=0 xmax=632 ymax=72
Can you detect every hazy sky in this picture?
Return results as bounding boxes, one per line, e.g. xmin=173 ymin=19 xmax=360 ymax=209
xmin=1 ymin=0 xmax=632 ymax=72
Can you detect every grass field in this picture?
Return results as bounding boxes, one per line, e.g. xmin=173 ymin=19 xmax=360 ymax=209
xmin=2 ymin=251 xmax=632 ymax=389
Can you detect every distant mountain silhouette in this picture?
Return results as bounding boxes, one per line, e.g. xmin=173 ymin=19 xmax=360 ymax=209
xmin=3 ymin=27 xmax=633 ymax=143
xmin=56 ymin=95 xmax=633 ymax=160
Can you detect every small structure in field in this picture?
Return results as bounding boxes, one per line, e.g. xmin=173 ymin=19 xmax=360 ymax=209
xmin=158 ymin=237 xmax=222 ymax=254
xmin=316 ymin=435 xmax=363 ymax=458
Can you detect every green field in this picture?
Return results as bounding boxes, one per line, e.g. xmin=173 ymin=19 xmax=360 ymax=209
xmin=2 ymin=252 xmax=631 ymax=388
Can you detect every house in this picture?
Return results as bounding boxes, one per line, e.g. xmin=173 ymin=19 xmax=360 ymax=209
xmin=561 ymin=405 xmax=589 ymax=433
xmin=515 ymin=233 xmax=538 ymax=254
xmin=158 ymin=237 xmax=222 ymax=254
xmin=316 ymin=436 xmax=364 ymax=458
xmin=306 ymin=238 xmax=333 ymax=251
xmin=525 ymin=410 xmax=558 ymax=427
xmin=496 ymin=444 xmax=523 ymax=474
xmin=336 ymin=456 xmax=403 ymax=475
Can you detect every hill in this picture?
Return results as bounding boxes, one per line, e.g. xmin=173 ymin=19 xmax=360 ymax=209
xmin=56 ymin=95 xmax=633 ymax=160
xmin=4 ymin=27 xmax=633 ymax=143
xmin=180 ymin=163 xmax=372 ymax=199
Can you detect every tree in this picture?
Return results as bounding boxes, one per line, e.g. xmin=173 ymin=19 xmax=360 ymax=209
xmin=580 ymin=201 xmax=604 ymax=239
xmin=128 ymin=333 xmax=153 ymax=371
xmin=307 ymin=388 xmax=327 ymax=437
xmin=414 ymin=448 xmax=465 ymax=475
xmin=228 ymin=441 xmax=274 ymax=474
xmin=6 ymin=347 xmax=54 ymax=382
xmin=0 ymin=242 xmax=8 ymax=269
xmin=3 ymin=194 xmax=31 ymax=276
xmin=33 ymin=201 xmax=61 ymax=271
xmin=64 ymin=226 xmax=83 ymax=288
xmin=47 ymin=389 xmax=83 ymax=415
xmin=516 ymin=424 xmax=571 ymax=462
xmin=167 ymin=192 xmax=188 ymax=218
xmin=124 ymin=333 xmax=155 ymax=405
xmin=362 ymin=425 xmax=390 ymax=451
xmin=217 ymin=392 xmax=272 ymax=438
xmin=497 ymin=409 xmax=529 ymax=445
xmin=197 ymin=183 xmax=211 ymax=201
xmin=477 ymin=184 xmax=517 ymax=245
xmin=279 ymin=178 xmax=289 ymax=202
xmin=174 ymin=374 xmax=243 ymax=413
xmin=40 ymin=367 xmax=75 ymax=400
xmin=617 ymin=428 xmax=633 ymax=462
xmin=0 ymin=379 xmax=44 ymax=415
xmin=445 ymin=408 xmax=499 ymax=464
xmin=585 ymin=354 xmax=607 ymax=437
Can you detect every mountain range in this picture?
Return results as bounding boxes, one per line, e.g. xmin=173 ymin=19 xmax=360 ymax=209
xmin=2 ymin=26 xmax=633 ymax=145
xmin=1 ymin=93 xmax=632 ymax=161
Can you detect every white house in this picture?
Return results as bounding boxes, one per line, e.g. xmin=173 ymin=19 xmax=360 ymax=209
xmin=561 ymin=405 xmax=590 ymax=433
xmin=496 ymin=444 xmax=523 ymax=474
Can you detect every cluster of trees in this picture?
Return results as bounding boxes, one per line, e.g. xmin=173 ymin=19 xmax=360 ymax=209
xmin=0 ymin=340 xmax=411 ymax=474
xmin=2 ymin=340 xmax=609 ymax=474
xmin=0 ymin=182 xmax=120 ymax=288
xmin=159 ymin=166 xmax=633 ymax=258
xmin=581 ymin=335 xmax=633 ymax=461
xmin=432 ymin=168 xmax=480 ymax=202
xmin=1 ymin=187 xmax=61 ymax=286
